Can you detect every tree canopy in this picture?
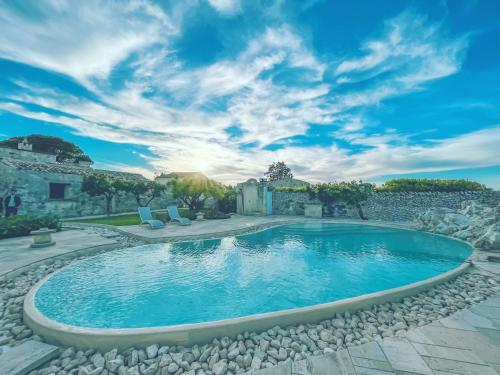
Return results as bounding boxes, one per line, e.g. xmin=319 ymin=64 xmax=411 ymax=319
xmin=81 ymin=173 xmax=123 ymax=215
xmin=171 ymin=176 xmax=225 ymax=211
xmin=264 ymin=161 xmax=294 ymax=181
xmin=118 ymin=180 xmax=166 ymax=207
xmin=308 ymin=180 xmax=374 ymax=220
xmin=0 ymin=134 xmax=92 ymax=163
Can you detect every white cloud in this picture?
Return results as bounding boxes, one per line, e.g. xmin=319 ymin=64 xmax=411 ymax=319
xmin=207 ymin=0 xmax=241 ymax=15
xmin=335 ymin=10 xmax=467 ymax=89
xmin=0 ymin=0 xmax=176 ymax=85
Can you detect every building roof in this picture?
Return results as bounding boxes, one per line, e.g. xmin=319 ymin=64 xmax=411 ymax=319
xmin=156 ymin=171 xmax=208 ymax=180
xmin=0 ymin=157 xmax=146 ymax=181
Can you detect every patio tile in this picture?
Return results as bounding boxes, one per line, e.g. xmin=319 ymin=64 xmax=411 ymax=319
xmin=482 ymin=297 xmax=500 ymax=308
xmin=455 ymin=309 xmax=500 ymax=330
xmin=422 ymin=356 xmax=499 ymax=375
xmin=410 ymin=342 xmax=485 ymax=364
xmin=439 ymin=314 xmax=478 ymax=331
xmin=0 ymin=340 xmax=59 ymax=375
xmin=354 ymin=367 xmax=396 ymax=375
xmin=471 ymin=305 xmax=500 ymax=320
xmin=348 ymin=341 xmax=387 ymax=362
xmin=351 ymin=357 xmax=393 ymax=372
xmin=378 ymin=338 xmax=432 ymax=375
xmin=307 ymin=350 xmax=357 ymax=375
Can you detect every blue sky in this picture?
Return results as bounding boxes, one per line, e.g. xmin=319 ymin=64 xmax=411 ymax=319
xmin=0 ymin=0 xmax=499 ymax=186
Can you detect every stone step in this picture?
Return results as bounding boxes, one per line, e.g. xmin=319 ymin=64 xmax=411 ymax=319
xmin=0 ymin=340 xmax=59 ymax=375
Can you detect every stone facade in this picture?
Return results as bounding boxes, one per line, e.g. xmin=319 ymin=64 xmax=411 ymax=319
xmin=0 ymin=145 xmax=170 ymax=218
xmin=272 ymin=189 xmax=500 ymax=222
xmin=364 ymin=190 xmax=500 ymax=222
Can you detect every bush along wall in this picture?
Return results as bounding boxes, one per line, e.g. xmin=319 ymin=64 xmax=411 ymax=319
xmin=0 ymin=215 xmax=61 ymax=239
xmin=377 ymin=178 xmax=487 ymax=192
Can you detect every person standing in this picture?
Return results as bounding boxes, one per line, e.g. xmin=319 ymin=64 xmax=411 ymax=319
xmin=5 ymin=188 xmax=21 ymax=218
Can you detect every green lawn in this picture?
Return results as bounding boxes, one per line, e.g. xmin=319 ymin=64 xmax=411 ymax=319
xmin=72 ymin=213 xmax=142 ymax=226
xmin=68 ymin=209 xmax=195 ymax=226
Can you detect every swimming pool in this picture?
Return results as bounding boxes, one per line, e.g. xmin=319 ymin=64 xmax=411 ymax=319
xmin=34 ymin=223 xmax=471 ymax=329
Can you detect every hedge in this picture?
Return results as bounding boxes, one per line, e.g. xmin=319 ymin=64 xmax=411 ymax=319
xmin=378 ymin=178 xmax=487 ymax=192
xmin=0 ymin=215 xmax=61 ymax=240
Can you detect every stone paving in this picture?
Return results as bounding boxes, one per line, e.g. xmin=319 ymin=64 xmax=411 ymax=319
xmin=246 ymin=264 xmax=500 ymax=375
xmin=0 ymin=228 xmax=117 ymax=276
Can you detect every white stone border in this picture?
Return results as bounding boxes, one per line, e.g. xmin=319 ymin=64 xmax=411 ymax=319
xmin=24 ymin=222 xmax=473 ymax=351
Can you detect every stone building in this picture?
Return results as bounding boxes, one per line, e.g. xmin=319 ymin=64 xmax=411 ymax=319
xmin=154 ymin=171 xmax=208 ymax=186
xmin=0 ymin=139 xmax=164 ymax=218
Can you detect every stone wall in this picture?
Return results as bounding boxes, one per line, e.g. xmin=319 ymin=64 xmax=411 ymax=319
xmin=0 ymin=147 xmax=57 ymax=163
xmin=272 ymin=190 xmax=500 ymax=222
xmin=364 ymin=190 xmax=500 ymax=222
xmin=0 ymin=167 xmax=171 ymax=218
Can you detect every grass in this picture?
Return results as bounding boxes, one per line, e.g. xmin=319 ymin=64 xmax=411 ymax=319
xmin=73 ymin=213 xmax=141 ymax=226
xmin=69 ymin=209 xmax=195 ymax=226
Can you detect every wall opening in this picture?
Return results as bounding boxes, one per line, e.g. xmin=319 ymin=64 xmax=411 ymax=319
xmin=49 ymin=183 xmax=70 ymax=200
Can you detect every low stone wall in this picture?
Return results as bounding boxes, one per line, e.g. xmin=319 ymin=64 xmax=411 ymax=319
xmin=272 ymin=190 xmax=500 ymax=222
xmin=364 ymin=190 xmax=500 ymax=222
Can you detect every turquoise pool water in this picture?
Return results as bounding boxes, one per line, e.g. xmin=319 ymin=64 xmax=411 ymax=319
xmin=35 ymin=223 xmax=471 ymax=328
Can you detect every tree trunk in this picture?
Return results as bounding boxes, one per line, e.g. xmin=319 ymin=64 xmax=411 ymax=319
xmin=357 ymin=203 xmax=368 ymax=220
xmin=106 ymin=195 xmax=114 ymax=216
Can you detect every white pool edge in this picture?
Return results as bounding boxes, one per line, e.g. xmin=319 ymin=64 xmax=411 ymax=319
xmin=23 ymin=229 xmax=473 ymax=351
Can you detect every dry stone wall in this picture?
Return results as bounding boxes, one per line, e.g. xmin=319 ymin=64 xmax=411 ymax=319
xmin=272 ymin=190 xmax=500 ymax=222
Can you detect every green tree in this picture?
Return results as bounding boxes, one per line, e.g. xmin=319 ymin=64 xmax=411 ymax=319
xmin=218 ymin=185 xmax=237 ymax=213
xmin=171 ymin=177 xmax=224 ymax=212
xmin=119 ymin=180 xmax=166 ymax=207
xmin=264 ymin=161 xmax=294 ymax=181
xmin=337 ymin=181 xmax=374 ymax=220
xmin=0 ymin=134 xmax=92 ymax=163
xmin=309 ymin=181 xmax=374 ymax=220
xmin=81 ymin=173 xmax=125 ymax=215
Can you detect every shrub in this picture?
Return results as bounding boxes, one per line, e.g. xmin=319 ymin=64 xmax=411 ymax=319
xmin=203 ymin=208 xmax=231 ymax=220
xmin=272 ymin=186 xmax=308 ymax=192
xmin=378 ymin=179 xmax=486 ymax=192
xmin=0 ymin=215 xmax=61 ymax=239
xmin=218 ymin=185 xmax=237 ymax=213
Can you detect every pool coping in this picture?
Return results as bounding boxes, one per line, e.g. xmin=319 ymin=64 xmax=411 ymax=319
xmin=23 ymin=221 xmax=474 ymax=351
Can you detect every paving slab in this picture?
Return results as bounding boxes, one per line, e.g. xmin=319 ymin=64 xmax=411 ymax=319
xmin=0 ymin=340 xmax=59 ymax=375
xmin=350 ymin=357 xmax=393 ymax=372
xmin=411 ymin=342 xmax=485 ymax=364
xmin=470 ymin=305 xmax=500 ymax=320
xmin=306 ymin=350 xmax=356 ymax=375
xmin=348 ymin=341 xmax=387 ymax=362
xmin=0 ymin=228 xmax=117 ymax=275
xmin=422 ymin=356 xmax=499 ymax=375
xmin=450 ymin=309 xmax=500 ymax=330
xmin=378 ymin=338 xmax=432 ymax=375
xmin=439 ymin=314 xmax=478 ymax=331
xmin=354 ymin=367 xmax=396 ymax=375
xmin=483 ymin=298 xmax=500 ymax=308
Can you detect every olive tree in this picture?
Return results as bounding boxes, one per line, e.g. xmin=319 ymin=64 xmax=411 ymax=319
xmin=81 ymin=173 xmax=125 ymax=215
xmin=171 ymin=177 xmax=224 ymax=212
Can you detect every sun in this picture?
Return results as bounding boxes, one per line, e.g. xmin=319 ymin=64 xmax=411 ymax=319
xmin=195 ymin=159 xmax=209 ymax=172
